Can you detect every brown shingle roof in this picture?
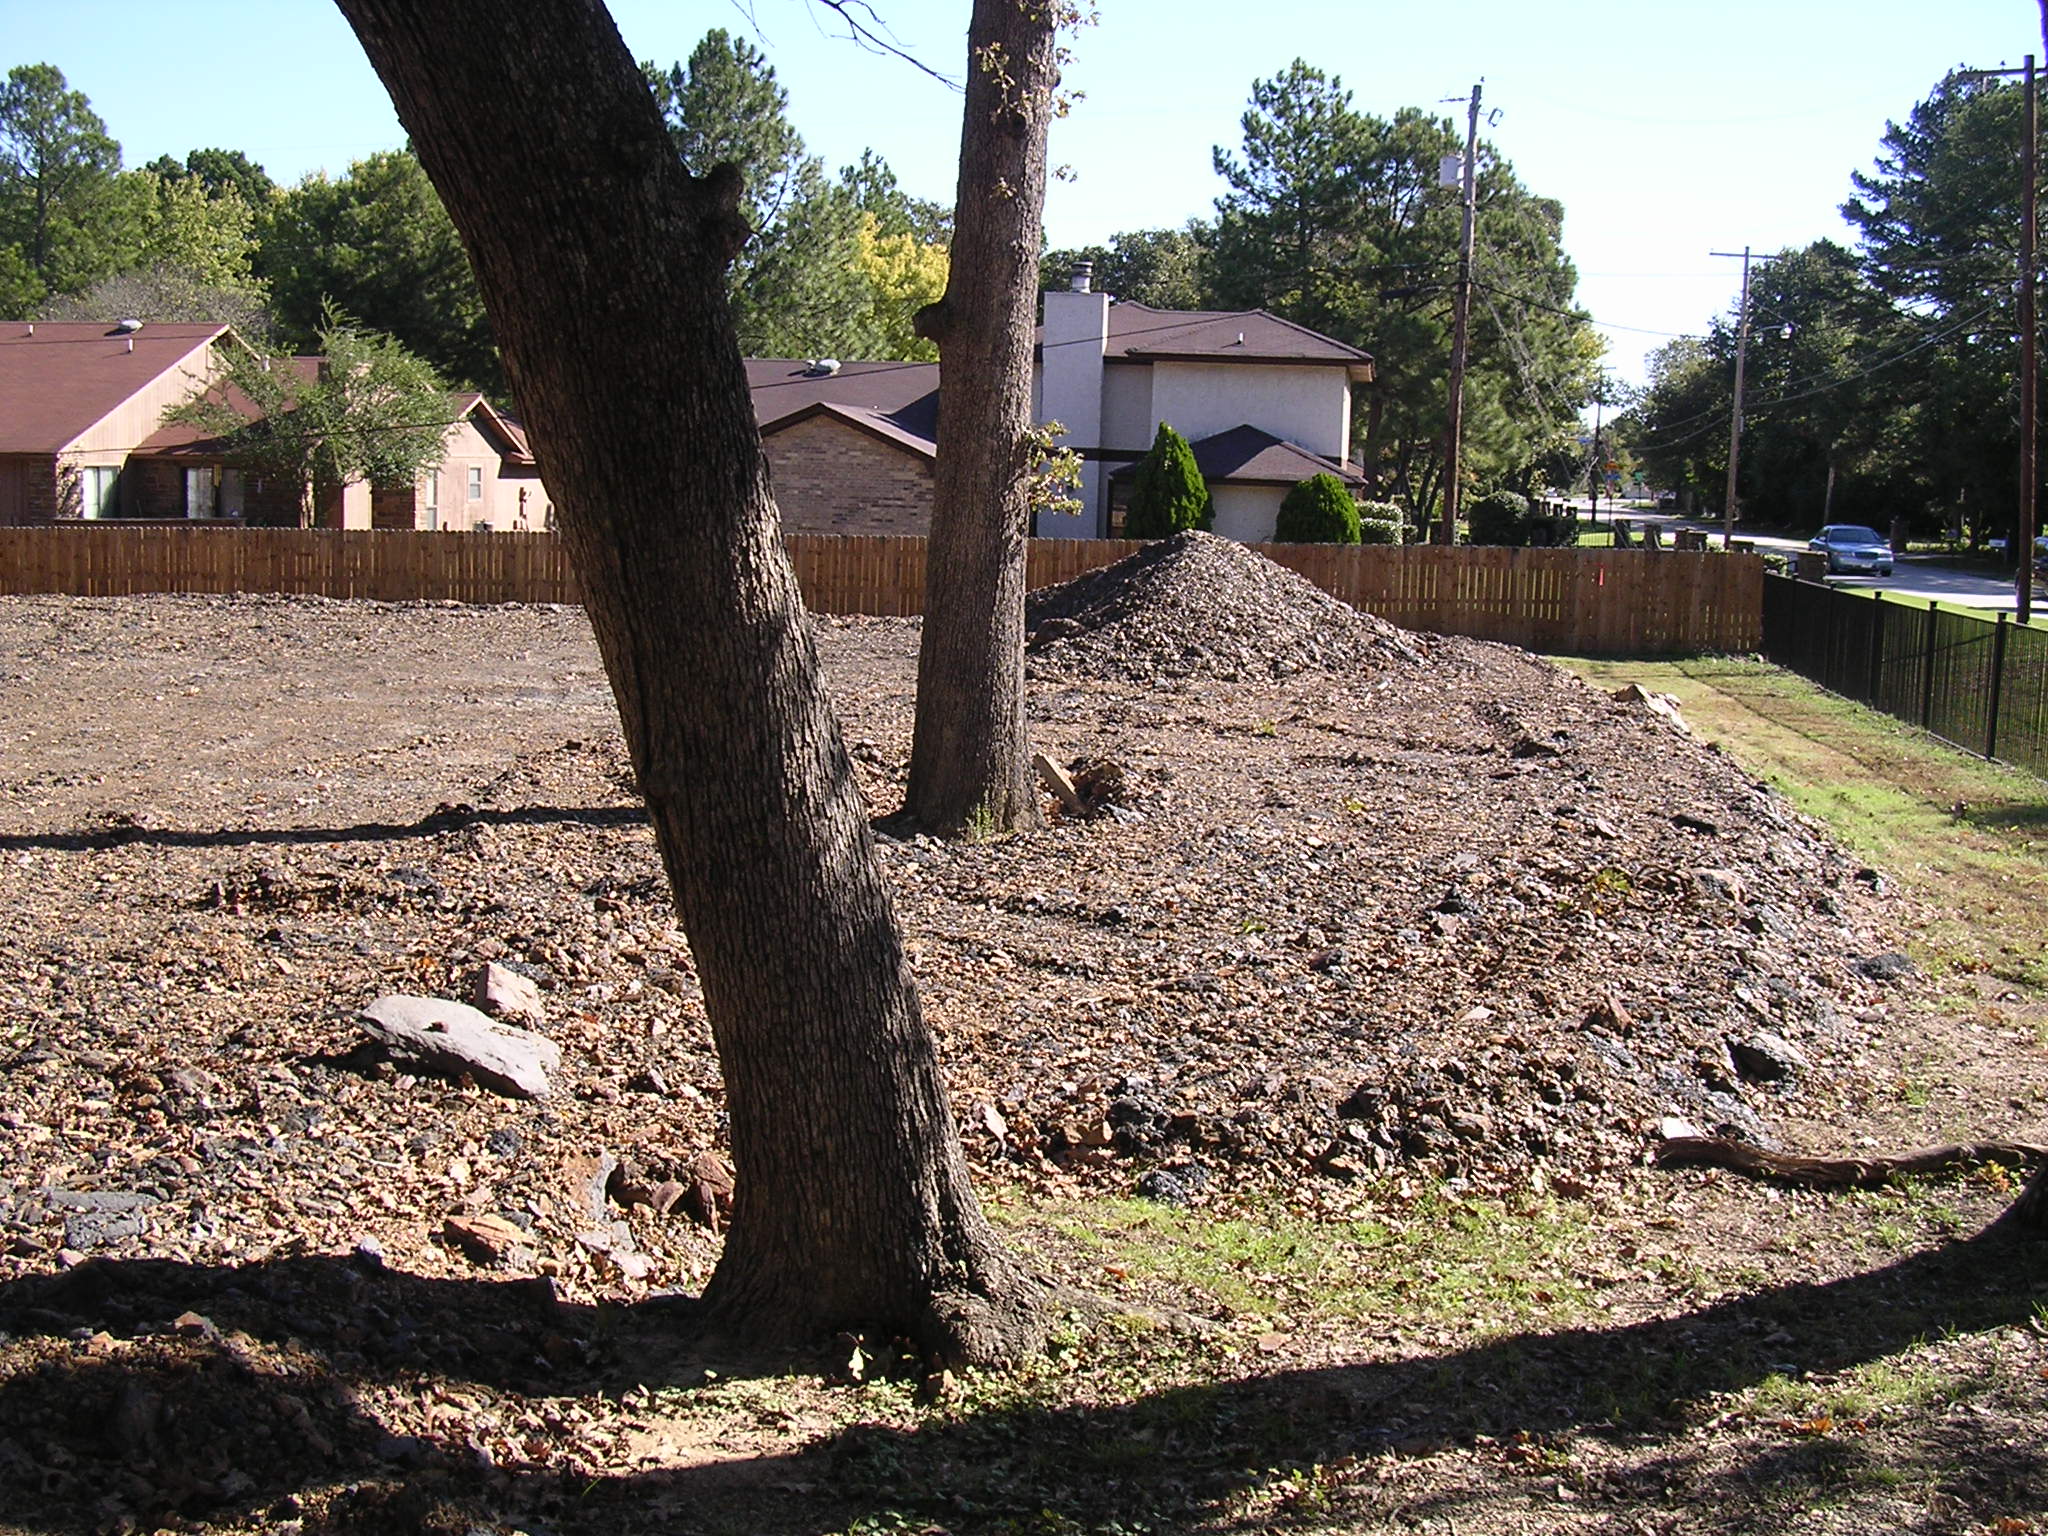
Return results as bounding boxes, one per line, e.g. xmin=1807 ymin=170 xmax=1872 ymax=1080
xmin=0 ymin=321 xmax=229 ymax=454
xmin=135 ymin=356 xmax=321 ymax=455
xmin=748 ymin=358 xmax=938 ymax=454
xmin=1108 ymin=425 xmax=1363 ymax=487
xmin=1044 ymin=302 xmax=1372 ymax=375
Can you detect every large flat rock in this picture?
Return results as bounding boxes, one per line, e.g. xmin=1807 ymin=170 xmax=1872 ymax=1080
xmin=358 ymin=994 xmax=561 ymax=1100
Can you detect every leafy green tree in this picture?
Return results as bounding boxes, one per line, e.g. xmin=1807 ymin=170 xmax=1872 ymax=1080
xmin=852 ymin=211 xmax=946 ymax=361
xmin=841 ymin=147 xmax=950 ymax=246
xmin=1206 ymin=60 xmax=1597 ymax=522
xmin=1042 ymin=223 xmax=1211 ymax=310
xmin=165 ymin=306 xmax=449 ymax=525
xmin=1124 ymin=422 xmax=1213 ymax=537
xmin=1841 ymin=73 xmax=2037 ymax=542
xmin=129 ymin=172 xmax=259 ymax=288
xmin=143 ymin=147 xmax=274 ymax=207
xmin=1274 ymin=473 xmax=1362 ymax=542
xmin=0 ymin=63 xmax=129 ymax=309
xmin=254 ymin=149 xmax=498 ymax=389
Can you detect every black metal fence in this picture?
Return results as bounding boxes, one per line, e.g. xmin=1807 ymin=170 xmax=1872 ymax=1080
xmin=1761 ymin=575 xmax=2048 ymax=776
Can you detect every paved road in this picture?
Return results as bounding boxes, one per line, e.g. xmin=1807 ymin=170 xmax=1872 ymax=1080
xmin=1581 ymin=505 xmax=2031 ymax=612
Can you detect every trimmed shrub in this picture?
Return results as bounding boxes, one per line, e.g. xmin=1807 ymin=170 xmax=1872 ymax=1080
xmin=1465 ymin=489 xmax=1579 ymax=548
xmin=1274 ymin=474 xmax=1362 ymax=544
xmin=1356 ymin=498 xmax=1406 ymax=546
xmin=1124 ymin=422 xmax=1213 ymax=538
xmin=1465 ymin=488 xmax=1530 ymax=546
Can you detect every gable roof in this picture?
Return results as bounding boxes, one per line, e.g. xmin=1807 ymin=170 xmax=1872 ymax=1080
xmin=0 ymin=321 xmax=229 ymax=454
xmin=136 ymin=355 xmax=321 ymax=456
xmin=1039 ymin=302 xmax=1373 ymax=378
xmin=748 ymin=358 xmax=939 ymax=458
xmin=1108 ymin=424 xmax=1364 ymax=488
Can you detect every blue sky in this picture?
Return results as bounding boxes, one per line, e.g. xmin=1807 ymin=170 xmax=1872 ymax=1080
xmin=0 ymin=0 xmax=2035 ymax=388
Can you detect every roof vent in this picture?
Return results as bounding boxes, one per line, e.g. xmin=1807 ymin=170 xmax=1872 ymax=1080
xmin=1235 ymin=332 xmax=1245 ymax=346
xmin=1070 ymin=260 xmax=1094 ymax=294
xmin=804 ymin=358 xmax=841 ymax=377
xmin=115 ymin=317 xmax=144 ymax=333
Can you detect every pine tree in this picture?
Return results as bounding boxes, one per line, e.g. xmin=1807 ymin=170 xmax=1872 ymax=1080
xmin=1125 ymin=423 xmax=1213 ymax=537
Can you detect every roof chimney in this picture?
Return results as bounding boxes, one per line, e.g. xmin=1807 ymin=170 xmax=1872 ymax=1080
xmin=1070 ymin=260 xmax=1094 ymax=294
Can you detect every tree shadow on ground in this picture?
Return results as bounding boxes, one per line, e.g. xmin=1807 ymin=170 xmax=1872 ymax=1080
xmin=0 ymin=803 xmax=647 ymax=856
xmin=0 ymin=1224 xmax=2041 ymax=1534
xmin=1959 ymin=799 xmax=2048 ymax=832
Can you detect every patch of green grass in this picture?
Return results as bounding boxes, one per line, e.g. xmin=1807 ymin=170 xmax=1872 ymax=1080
xmin=1553 ymin=656 xmax=2048 ymax=987
xmin=1011 ymin=1193 xmax=1600 ymax=1335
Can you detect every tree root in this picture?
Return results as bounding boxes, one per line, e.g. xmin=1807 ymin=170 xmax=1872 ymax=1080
xmin=1656 ymin=1135 xmax=2048 ymax=1229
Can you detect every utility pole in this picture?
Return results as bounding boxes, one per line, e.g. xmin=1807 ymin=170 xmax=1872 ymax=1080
xmin=2024 ymin=53 xmax=2037 ymax=624
xmin=1439 ymin=80 xmax=1482 ymax=546
xmin=1711 ymin=246 xmax=1755 ymax=550
xmin=1586 ymin=371 xmax=1607 ymax=528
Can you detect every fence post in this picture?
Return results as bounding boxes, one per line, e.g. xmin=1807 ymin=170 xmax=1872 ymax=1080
xmin=1920 ymin=600 xmax=1937 ymax=727
xmin=1986 ymin=611 xmax=2009 ymax=759
xmin=1867 ymin=592 xmax=1886 ymax=706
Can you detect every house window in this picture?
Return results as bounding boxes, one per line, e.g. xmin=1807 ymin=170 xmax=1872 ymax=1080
xmin=219 ymin=469 xmax=245 ymax=520
xmin=423 ymin=471 xmax=439 ymax=531
xmin=184 ymin=467 xmax=215 ymax=520
xmin=81 ymin=465 xmax=121 ymax=520
xmin=466 ymin=467 xmax=483 ymax=502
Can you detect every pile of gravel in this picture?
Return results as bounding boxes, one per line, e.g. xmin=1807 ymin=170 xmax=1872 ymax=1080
xmin=1024 ymin=530 xmax=1427 ymax=684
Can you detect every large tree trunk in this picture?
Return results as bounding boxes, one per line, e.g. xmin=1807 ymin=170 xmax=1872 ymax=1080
xmin=331 ymin=0 xmax=1044 ymax=1366
xmin=903 ymin=0 xmax=1061 ymax=836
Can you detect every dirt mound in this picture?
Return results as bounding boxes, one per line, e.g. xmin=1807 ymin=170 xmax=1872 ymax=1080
xmin=1025 ymin=530 xmax=1427 ymax=683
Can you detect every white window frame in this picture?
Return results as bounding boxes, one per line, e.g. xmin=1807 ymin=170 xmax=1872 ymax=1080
xmin=423 ymin=470 xmax=440 ymax=531
xmin=81 ymin=465 xmax=120 ymax=520
xmin=466 ymin=466 xmax=483 ymax=502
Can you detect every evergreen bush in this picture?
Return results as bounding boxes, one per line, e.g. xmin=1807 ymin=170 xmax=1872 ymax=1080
xmin=1273 ymin=474 xmax=1362 ymax=543
xmin=1465 ymin=488 xmax=1531 ymax=546
xmin=1124 ymin=423 xmax=1213 ymax=538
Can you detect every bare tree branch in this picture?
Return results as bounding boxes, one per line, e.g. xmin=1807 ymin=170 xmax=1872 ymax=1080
xmin=793 ymin=0 xmax=961 ymax=90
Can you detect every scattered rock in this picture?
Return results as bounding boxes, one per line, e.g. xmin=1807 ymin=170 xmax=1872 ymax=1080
xmin=1614 ymin=682 xmax=1689 ymax=732
xmin=561 ymin=1151 xmax=619 ymax=1226
xmin=468 ymin=961 xmax=546 ymax=1027
xmin=1691 ymin=867 xmax=1748 ymax=905
xmin=1731 ymin=1031 xmax=1809 ymax=1083
xmin=443 ymin=1213 xmax=535 ymax=1268
xmin=679 ymin=1152 xmax=735 ymax=1231
xmin=357 ymin=994 xmax=561 ymax=1099
xmin=1855 ymin=951 xmax=1918 ymax=983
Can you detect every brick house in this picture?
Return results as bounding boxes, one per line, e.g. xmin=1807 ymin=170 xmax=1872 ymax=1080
xmin=748 ymin=358 xmax=938 ymax=535
xmin=0 ymin=320 xmax=546 ymax=530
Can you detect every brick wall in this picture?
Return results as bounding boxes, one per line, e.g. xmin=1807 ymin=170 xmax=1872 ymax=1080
xmin=761 ymin=416 xmax=934 ymax=535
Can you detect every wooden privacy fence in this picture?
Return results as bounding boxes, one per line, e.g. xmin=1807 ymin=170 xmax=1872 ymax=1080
xmin=0 ymin=525 xmax=1763 ymax=655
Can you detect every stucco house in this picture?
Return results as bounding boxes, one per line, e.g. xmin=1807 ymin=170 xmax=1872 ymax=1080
xmin=743 ymin=274 xmax=1373 ymax=542
xmin=0 ymin=319 xmax=546 ymax=530
xmin=1036 ymin=265 xmax=1374 ymax=541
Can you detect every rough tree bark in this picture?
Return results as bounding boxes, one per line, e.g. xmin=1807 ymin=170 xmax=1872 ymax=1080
xmin=331 ymin=0 xmax=1045 ymax=1365
xmin=903 ymin=0 xmax=1063 ymax=835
